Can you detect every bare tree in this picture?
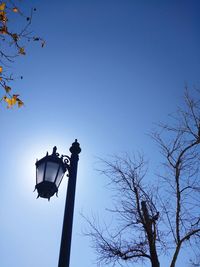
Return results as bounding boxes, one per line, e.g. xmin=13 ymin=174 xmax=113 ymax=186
xmin=85 ymin=89 xmax=200 ymax=267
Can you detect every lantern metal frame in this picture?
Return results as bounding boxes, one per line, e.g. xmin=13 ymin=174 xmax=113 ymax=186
xmin=35 ymin=146 xmax=70 ymax=200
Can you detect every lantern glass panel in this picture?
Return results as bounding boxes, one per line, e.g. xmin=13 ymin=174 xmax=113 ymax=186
xmin=36 ymin=162 xmax=45 ymax=184
xmin=45 ymin=162 xmax=60 ymax=182
xmin=55 ymin=168 xmax=65 ymax=187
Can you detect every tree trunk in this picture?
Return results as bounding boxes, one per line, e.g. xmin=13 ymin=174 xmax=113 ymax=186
xmin=150 ymin=249 xmax=160 ymax=267
xmin=170 ymin=243 xmax=181 ymax=267
xmin=141 ymin=201 xmax=160 ymax=267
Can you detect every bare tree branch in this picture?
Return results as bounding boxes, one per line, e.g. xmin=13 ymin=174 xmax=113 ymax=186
xmin=85 ymin=89 xmax=200 ymax=267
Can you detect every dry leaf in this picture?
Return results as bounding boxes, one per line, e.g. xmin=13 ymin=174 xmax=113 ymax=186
xmin=12 ymin=7 xmax=18 ymax=12
xmin=17 ymin=99 xmax=24 ymax=107
xmin=3 ymin=95 xmax=21 ymax=108
xmin=0 ymin=3 xmax=5 ymax=11
xmin=0 ymin=11 xmax=7 ymax=23
xmin=5 ymin=85 xmax=11 ymax=93
xmin=0 ymin=26 xmax=7 ymax=34
xmin=12 ymin=33 xmax=18 ymax=41
xmin=19 ymin=47 xmax=25 ymax=55
xmin=3 ymin=96 xmax=13 ymax=108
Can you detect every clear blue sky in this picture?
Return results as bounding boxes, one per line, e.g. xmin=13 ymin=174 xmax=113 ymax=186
xmin=0 ymin=0 xmax=200 ymax=266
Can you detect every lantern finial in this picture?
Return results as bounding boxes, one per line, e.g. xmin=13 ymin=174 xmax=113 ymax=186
xmin=52 ymin=146 xmax=57 ymax=155
xmin=69 ymin=139 xmax=81 ymax=155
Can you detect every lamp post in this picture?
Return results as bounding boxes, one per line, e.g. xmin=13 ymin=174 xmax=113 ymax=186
xmin=35 ymin=139 xmax=81 ymax=267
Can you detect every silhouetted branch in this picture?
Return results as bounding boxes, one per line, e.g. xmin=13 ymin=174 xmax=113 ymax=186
xmin=85 ymin=89 xmax=200 ymax=267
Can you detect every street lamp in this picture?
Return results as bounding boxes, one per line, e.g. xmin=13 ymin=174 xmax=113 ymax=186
xmin=35 ymin=139 xmax=81 ymax=267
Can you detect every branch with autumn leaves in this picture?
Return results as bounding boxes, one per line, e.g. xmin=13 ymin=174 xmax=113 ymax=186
xmin=0 ymin=1 xmax=44 ymax=108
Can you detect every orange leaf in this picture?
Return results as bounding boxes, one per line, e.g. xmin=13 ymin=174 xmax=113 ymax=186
xmin=0 ymin=3 xmax=5 ymax=11
xmin=12 ymin=7 xmax=18 ymax=12
xmin=3 ymin=95 xmax=23 ymax=108
xmin=19 ymin=47 xmax=25 ymax=55
xmin=3 ymin=96 xmax=13 ymax=108
xmin=0 ymin=66 xmax=2 ymax=72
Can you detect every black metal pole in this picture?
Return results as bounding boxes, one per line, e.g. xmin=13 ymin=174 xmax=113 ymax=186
xmin=58 ymin=139 xmax=81 ymax=267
